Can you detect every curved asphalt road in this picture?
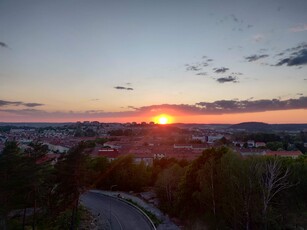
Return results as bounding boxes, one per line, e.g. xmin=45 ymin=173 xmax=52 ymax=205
xmin=80 ymin=191 xmax=154 ymax=230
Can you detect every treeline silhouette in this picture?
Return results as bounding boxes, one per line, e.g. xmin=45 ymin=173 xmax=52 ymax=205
xmin=0 ymin=141 xmax=306 ymax=229
xmin=153 ymin=148 xmax=307 ymax=229
xmin=0 ymin=141 xmax=89 ymax=229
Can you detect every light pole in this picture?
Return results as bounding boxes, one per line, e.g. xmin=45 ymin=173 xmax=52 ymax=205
xmin=109 ymin=185 xmax=117 ymax=229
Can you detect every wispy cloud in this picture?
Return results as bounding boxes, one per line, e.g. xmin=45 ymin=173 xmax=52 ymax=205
xmin=0 ymin=42 xmax=8 ymax=48
xmin=0 ymin=100 xmax=44 ymax=107
xmin=213 ymin=67 xmax=229 ymax=73
xmin=274 ymin=46 xmax=307 ymax=67
xmin=194 ymin=97 xmax=307 ymax=114
xmin=0 ymin=109 xmax=45 ymax=115
xmin=196 ymin=72 xmax=208 ymax=76
xmin=186 ymin=56 xmax=213 ymax=72
xmin=186 ymin=65 xmax=202 ymax=71
xmin=127 ymin=106 xmax=138 ymax=110
xmin=24 ymin=103 xmax=44 ymax=107
xmin=259 ymin=48 xmax=268 ymax=53
xmin=245 ymin=54 xmax=269 ymax=62
xmin=219 ymin=14 xmax=244 ymax=25
xmin=276 ymin=52 xmax=285 ymax=57
xmin=134 ymin=97 xmax=307 ymax=115
xmin=187 ymin=57 xmax=242 ymax=82
xmin=230 ymin=14 xmax=241 ymax=23
xmin=252 ymin=34 xmax=264 ymax=43
xmin=285 ymin=43 xmax=307 ymax=53
xmin=290 ymin=24 xmax=307 ymax=32
xmin=231 ymin=72 xmax=243 ymax=75
xmin=85 ymin=109 xmax=104 ymax=113
xmin=2 ymin=97 xmax=307 ymax=120
xmin=216 ymin=76 xmax=238 ymax=83
xmin=0 ymin=109 xmax=135 ymax=119
xmin=114 ymin=86 xmax=134 ymax=91
xmin=219 ymin=14 xmax=252 ymax=32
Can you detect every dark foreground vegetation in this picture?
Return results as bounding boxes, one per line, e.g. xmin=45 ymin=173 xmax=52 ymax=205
xmin=0 ymin=141 xmax=88 ymax=229
xmin=0 ymin=140 xmax=307 ymax=229
xmin=153 ymin=148 xmax=307 ymax=229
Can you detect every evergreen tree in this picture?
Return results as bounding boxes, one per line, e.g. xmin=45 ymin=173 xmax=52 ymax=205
xmin=52 ymin=142 xmax=89 ymax=229
xmin=0 ymin=142 xmax=28 ymax=229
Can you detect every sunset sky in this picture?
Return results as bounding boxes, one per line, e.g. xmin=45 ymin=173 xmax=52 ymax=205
xmin=0 ymin=0 xmax=307 ymax=123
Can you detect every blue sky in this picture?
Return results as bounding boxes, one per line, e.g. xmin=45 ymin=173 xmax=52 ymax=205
xmin=0 ymin=0 xmax=307 ymax=123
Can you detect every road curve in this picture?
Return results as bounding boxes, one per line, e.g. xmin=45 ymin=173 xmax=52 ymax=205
xmin=80 ymin=191 xmax=154 ymax=230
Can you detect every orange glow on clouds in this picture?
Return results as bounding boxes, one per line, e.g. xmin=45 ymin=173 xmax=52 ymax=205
xmin=0 ymin=109 xmax=306 ymax=124
xmin=170 ymin=109 xmax=307 ymax=124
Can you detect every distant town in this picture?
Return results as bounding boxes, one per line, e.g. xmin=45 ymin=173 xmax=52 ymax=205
xmin=1 ymin=121 xmax=306 ymax=164
xmin=1 ymin=121 xmax=307 ymax=229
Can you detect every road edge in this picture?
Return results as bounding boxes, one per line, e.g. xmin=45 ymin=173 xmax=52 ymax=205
xmin=90 ymin=191 xmax=156 ymax=230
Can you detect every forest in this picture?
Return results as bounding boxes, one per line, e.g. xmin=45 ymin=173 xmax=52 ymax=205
xmin=0 ymin=141 xmax=307 ymax=229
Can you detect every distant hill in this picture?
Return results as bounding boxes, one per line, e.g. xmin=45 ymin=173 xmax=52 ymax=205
xmin=271 ymin=124 xmax=307 ymax=131
xmin=229 ymin=122 xmax=272 ymax=132
xmin=173 ymin=123 xmax=231 ymax=130
xmin=229 ymin=122 xmax=307 ymax=132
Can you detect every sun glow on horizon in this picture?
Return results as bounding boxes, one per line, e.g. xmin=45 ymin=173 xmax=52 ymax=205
xmin=154 ymin=114 xmax=173 ymax=125
xmin=159 ymin=116 xmax=168 ymax=124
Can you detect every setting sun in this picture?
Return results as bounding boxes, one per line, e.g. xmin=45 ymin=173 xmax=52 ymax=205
xmin=159 ymin=116 xmax=168 ymax=124
xmin=154 ymin=114 xmax=173 ymax=125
